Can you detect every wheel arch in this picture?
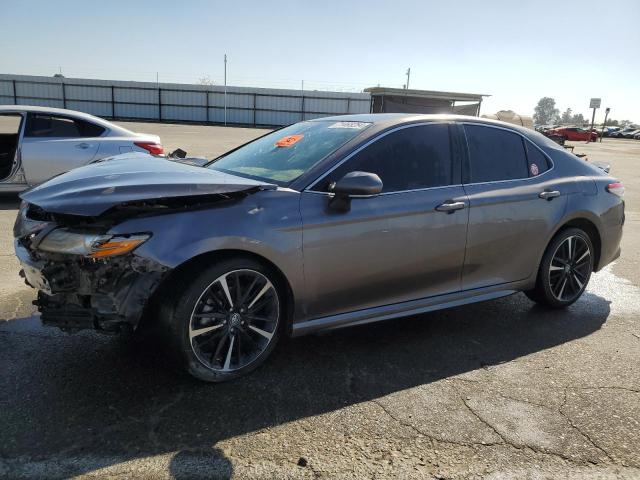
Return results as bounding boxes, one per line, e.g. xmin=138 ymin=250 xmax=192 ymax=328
xmin=560 ymin=218 xmax=601 ymax=268
xmin=140 ymin=249 xmax=296 ymax=335
xmin=546 ymin=216 xmax=602 ymax=272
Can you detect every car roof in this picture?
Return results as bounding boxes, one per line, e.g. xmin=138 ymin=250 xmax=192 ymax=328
xmin=309 ymin=113 xmax=535 ymax=135
xmin=0 ymin=105 xmax=134 ymax=135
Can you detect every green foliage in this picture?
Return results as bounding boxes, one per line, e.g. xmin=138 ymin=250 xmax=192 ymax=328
xmin=572 ymin=113 xmax=585 ymax=125
xmin=534 ymin=97 xmax=560 ymax=125
xmin=558 ymin=108 xmax=585 ymax=126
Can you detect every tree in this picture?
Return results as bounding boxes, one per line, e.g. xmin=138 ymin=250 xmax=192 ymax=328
xmin=571 ymin=113 xmax=585 ymax=125
xmin=534 ymin=97 xmax=560 ymax=125
xmin=560 ymin=108 xmax=573 ymax=124
xmin=605 ymin=118 xmax=619 ymax=126
xmin=197 ymin=76 xmax=215 ymax=86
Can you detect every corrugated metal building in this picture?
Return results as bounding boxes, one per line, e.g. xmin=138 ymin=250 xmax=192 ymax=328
xmin=0 ymin=74 xmax=371 ymax=127
xmin=0 ymin=74 xmax=490 ymax=126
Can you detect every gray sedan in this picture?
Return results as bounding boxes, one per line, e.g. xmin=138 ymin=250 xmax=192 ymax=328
xmin=14 ymin=114 xmax=624 ymax=382
xmin=0 ymin=105 xmax=163 ymax=192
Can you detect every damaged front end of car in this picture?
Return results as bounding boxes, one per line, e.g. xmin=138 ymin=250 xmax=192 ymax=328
xmin=14 ymin=202 xmax=170 ymax=333
xmin=13 ymin=156 xmax=278 ymax=334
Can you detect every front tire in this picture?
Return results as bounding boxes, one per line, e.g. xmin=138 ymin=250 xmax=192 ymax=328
xmin=525 ymin=228 xmax=594 ymax=309
xmin=161 ymin=257 xmax=284 ymax=382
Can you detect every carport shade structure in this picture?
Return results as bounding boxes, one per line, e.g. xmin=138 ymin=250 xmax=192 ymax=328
xmin=365 ymin=87 xmax=489 ymax=116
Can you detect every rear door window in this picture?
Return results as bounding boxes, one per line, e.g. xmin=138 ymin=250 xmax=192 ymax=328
xmin=25 ymin=114 xmax=105 ymax=138
xmin=524 ymin=141 xmax=550 ymax=176
xmin=464 ymin=124 xmax=528 ymax=183
xmin=320 ymin=123 xmax=453 ymax=193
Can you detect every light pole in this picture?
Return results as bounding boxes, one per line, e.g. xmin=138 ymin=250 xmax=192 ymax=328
xmin=600 ymin=107 xmax=610 ymax=143
xmin=406 ymin=68 xmax=411 ymax=89
xmin=224 ymin=54 xmax=227 ymax=126
xmin=587 ymin=98 xmax=600 ymax=143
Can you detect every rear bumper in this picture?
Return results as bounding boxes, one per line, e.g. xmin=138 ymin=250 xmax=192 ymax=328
xmin=15 ymin=240 xmax=170 ymax=333
xmin=596 ymin=202 xmax=625 ymax=271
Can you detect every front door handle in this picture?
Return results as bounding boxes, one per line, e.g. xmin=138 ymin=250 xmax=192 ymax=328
xmin=76 ymin=142 xmax=91 ymax=149
xmin=435 ymin=201 xmax=466 ymax=213
xmin=539 ymin=190 xmax=561 ymax=200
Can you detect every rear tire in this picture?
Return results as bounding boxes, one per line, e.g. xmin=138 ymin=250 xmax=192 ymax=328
xmin=525 ymin=228 xmax=594 ymax=309
xmin=160 ymin=257 xmax=284 ymax=382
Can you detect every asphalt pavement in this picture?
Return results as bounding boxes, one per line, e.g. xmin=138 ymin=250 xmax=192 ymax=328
xmin=0 ymin=126 xmax=638 ymax=479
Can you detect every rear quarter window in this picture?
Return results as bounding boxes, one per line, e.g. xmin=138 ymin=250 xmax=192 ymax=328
xmin=524 ymin=141 xmax=551 ymax=176
xmin=77 ymin=120 xmax=106 ymax=137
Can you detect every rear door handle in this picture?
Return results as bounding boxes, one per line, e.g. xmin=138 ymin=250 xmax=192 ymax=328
xmin=435 ymin=201 xmax=466 ymax=213
xmin=76 ymin=142 xmax=91 ymax=149
xmin=539 ymin=190 xmax=561 ymax=200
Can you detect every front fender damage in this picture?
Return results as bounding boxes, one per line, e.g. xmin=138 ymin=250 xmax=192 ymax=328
xmin=16 ymin=185 xmax=270 ymax=334
xmin=30 ymin=252 xmax=169 ymax=333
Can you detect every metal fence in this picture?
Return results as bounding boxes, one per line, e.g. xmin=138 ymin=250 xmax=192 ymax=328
xmin=0 ymin=74 xmax=372 ymax=127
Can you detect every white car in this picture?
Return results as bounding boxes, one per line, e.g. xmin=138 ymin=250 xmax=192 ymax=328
xmin=0 ymin=106 xmax=163 ymax=192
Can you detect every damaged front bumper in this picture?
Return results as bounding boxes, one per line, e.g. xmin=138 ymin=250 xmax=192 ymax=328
xmin=13 ymin=159 xmax=277 ymax=333
xmin=15 ymin=237 xmax=169 ymax=334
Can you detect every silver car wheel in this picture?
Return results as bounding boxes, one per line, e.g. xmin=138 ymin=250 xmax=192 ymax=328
xmin=189 ymin=269 xmax=279 ymax=373
xmin=548 ymin=235 xmax=592 ymax=302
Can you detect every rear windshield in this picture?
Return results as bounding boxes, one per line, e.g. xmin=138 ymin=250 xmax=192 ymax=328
xmin=208 ymin=120 xmax=371 ymax=184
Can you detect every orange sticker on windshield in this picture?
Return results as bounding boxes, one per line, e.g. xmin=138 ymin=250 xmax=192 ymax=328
xmin=275 ymin=134 xmax=303 ymax=147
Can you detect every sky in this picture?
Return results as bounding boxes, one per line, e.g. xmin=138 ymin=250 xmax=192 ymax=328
xmin=1 ymin=0 xmax=639 ymax=122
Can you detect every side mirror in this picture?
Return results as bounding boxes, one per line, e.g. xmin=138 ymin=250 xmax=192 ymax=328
xmin=329 ymin=171 xmax=383 ymax=211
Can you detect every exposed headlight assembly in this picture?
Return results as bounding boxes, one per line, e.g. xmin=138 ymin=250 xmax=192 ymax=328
xmin=38 ymin=229 xmax=150 ymax=258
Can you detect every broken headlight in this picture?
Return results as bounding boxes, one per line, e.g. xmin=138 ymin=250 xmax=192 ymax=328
xmin=38 ymin=229 xmax=150 ymax=258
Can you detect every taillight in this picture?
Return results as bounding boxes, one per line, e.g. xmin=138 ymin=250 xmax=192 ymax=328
xmin=134 ymin=141 xmax=164 ymax=155
xmin=606 ymin=182 xmax=625 ymax=197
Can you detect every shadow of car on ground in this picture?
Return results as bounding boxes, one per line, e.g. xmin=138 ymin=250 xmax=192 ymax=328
xmin=0 ymin=286 xmax=610 ymax=478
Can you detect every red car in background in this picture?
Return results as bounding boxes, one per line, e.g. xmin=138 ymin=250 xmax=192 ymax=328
xmin=546 ymin=126 xmax=598 ymax=141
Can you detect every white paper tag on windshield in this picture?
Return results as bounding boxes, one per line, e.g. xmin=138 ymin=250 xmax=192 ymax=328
xmin=328 ymin=121 xmax=368 ymax=129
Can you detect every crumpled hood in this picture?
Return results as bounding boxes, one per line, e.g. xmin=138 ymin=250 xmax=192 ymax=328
xmin=20 ymin=154 xmax=276 ymax=217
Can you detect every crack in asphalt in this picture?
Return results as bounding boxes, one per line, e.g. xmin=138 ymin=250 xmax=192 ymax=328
xmin=371 ymin=397 xmax=507 ymax=451
xmin=476 ymin=389 xmax=623 ymax=464
xmin=370 ymin=394 xmax=607 ymax=470
xmin=368 ymin=378 xmax=635 ymax=471
xmin=560 ymin=387 xmax=615 ymax=464
xmin=449 ymin=381 xmax=618 ymax=468
xmin=458 ymin=397 xmax=509 ymax=445
xmin=458 ymin=396 xmax=593 ymax=467
xmin=566 ymin=385 xmax=640 ymax=395
xmin=457 ymin=382 xmax=620 ymax=466
xmin=371 ymin=399 xmax=463 ymax=450
xmin=369 ymin=399 xmax=434 ymax=444
xmin=493 ymin=393 xmax=554 ymax=410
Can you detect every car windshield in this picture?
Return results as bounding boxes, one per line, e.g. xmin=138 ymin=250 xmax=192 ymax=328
xmin=208 ymin=120 xmax=371 ymax=184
